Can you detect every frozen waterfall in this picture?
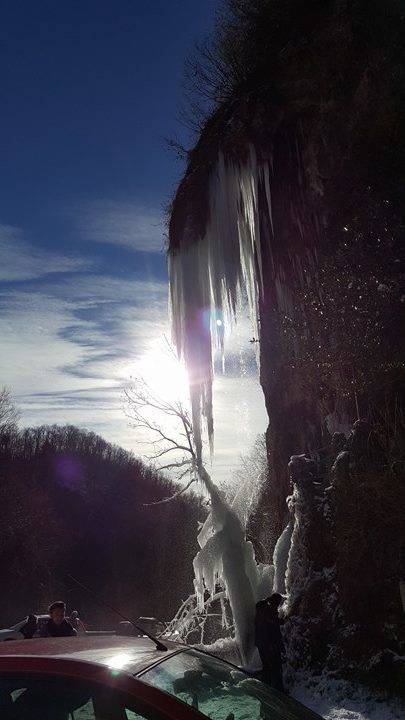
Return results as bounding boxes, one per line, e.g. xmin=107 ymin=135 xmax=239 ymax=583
xmin=169 ymin=146 xmax=273 ymax=458
xmin=194 ymin=466 xmax=273 ymax=665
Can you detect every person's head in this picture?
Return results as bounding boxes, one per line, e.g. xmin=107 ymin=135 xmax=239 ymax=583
xmin=48 ymin=601 xmax=66 ymax=625
xmin=70 ymin=610 xmax=79 ymax=619
xmin=117 ymin=621 xmax=133 ymax=636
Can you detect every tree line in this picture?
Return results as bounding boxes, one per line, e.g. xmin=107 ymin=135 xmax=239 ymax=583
xmin=0 ymin=390 xmax=204 ymax=628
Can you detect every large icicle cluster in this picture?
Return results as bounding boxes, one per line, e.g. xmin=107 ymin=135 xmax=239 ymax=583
xmin=169 ymin=147 xmax=273 ymax=456
xmin=193 ymin=467 xmax=273 ymax=665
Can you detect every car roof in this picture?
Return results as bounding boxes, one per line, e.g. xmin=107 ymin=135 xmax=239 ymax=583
xmin=0 ymin=634 xmax=182 ymax=675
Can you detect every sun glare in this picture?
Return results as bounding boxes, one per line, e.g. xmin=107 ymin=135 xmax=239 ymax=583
xmin=135 ymin=345 xmax=189 ymax=403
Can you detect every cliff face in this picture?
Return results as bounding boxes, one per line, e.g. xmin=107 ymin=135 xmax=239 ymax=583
xmin=168 ymin=0 xmax=405 ymax=678
xmin=284 ymin=424 xmax=405 ymax=693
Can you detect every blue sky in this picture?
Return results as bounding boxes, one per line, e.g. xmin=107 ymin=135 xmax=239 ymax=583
xmin=0 ymin=0 xmax=267 ymax=483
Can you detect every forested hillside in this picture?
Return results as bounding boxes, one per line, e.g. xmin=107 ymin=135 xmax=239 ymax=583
xmin=0 ymin=414 xmax=203 ymax=627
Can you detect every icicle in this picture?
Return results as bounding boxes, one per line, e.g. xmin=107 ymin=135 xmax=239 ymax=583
xmin=169 ymin=146 xmax=274 ymax=453
xmin=273 ymin=520 xmax=294 ymax=595
xmin=193 ymin=466 xmax=265 ymax=664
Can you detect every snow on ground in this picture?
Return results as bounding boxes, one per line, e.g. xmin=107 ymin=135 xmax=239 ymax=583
xmin=194 ymin=639 xmax=404 ymax=719
xmin=291 ymin=673 xmax=404 ymax=720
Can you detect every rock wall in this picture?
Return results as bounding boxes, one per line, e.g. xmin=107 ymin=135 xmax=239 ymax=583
xmin=168 ymin=0 xmax=405 ymax=678
xmin=283 ymin=421 xmax=405 ymax=694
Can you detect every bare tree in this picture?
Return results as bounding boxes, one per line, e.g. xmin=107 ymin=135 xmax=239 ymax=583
xmin=125 ymin=378 xmax=267 ymax=663
xmin=0 ymin=387 xmax=19 ymax=437
xmin=230 ymin=433 xmax=267 ymax=529
xmin=124 ymin=379 xmax=205 ymax=501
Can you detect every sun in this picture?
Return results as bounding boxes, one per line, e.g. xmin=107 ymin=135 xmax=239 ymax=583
xmin=135 ymin=344 xmax=189 ymax=403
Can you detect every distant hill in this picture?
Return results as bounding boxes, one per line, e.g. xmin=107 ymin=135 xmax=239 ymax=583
xmin=0 ymin=423 xmax=204 ymax=627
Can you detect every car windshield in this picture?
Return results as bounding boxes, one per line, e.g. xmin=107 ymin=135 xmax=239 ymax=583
xmin=0 ymin=674 xmax=163 ymax=720
xmin=141 ymin=649 xmax=321 ymax=720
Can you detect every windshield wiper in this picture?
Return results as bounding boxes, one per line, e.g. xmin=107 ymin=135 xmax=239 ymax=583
xmin=67 ymin=574 xmax=167 ymax=651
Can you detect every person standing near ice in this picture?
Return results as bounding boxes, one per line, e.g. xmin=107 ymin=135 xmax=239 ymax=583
xmin=255 ymin=593 xmax=285 ymax=692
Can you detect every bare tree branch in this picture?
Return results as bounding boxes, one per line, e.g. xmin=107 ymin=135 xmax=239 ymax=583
xmin=142 ymin=477 xmax=197 ymax=507
xmin=157 ymin=458 xmax=192 ymax=471
xmin=125 ymin=377 xmax=202 ymax=499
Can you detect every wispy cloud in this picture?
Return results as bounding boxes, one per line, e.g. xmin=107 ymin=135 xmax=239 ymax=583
xmin=0 ymin=223 xmax=267 ymax=484
xmin=75 ymin=201 xmax=165 ymax=253
xmin=0 ymin=224 xmax=91 ymax=281
xmin=43 ymin=273 xmax=167 ymax=306
xmin=0 ymin=277 xmax=168 ymax=388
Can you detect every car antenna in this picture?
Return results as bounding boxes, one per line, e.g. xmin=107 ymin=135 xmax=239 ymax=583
xmin=67 ymin=574 xmax=167 ymax=651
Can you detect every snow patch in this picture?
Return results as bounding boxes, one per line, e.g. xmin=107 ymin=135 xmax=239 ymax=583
xmin=291 ymin=673 xmax=404 ymax=720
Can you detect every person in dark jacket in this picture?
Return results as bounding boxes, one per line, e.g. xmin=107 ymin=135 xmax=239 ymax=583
xmin=255 ymin=593 xmax=285 ymax=692
xmin=41 ymin=601 xmax=77 ymax=637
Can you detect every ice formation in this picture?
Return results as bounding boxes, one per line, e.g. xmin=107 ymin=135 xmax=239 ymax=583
xmin=285 ymin=455 xmax=318 ymax=613
xmin=168 ymin=148 xmax=283 ymax=663
xmin=273 ymin=519 xmax=294 ymax=595
xmin=231 ymin=462 xmax=265 ymax=531
xmin=169 ymin=147 xmax=273 ymax=457
xmin=193 ymin=466 xmax=273 ymax=664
